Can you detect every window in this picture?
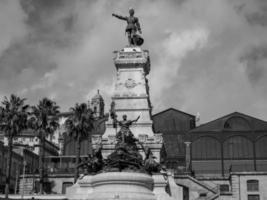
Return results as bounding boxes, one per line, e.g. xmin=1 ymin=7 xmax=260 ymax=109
xmin=255 ymin=136 xmax=267 ymax=159
xmin=247 ymin=180 xmax=259 ymax=191
xmin=220 ymin=184 xmax=230 ymax=193
xmin=223 ymin=117 xmax=250 ymax=131
xmin=199 ymin=193 xmax=207 ymax=197
xmin=223 ymin=136 xmax=253 ymax=159
xmin=248 ymin=195 xmax=260 ymax=200
xmin=192 ymin=137 xmax=221 ymax=160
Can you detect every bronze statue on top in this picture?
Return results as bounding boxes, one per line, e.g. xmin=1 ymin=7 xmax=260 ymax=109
xmin=112 ymin=8 xmax=144 ymax=46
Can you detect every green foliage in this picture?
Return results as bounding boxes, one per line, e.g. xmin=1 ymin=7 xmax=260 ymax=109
xmin=0 ymin=94 xmax=29 ymax=198
xmin=65 ymin=103 xmax=95 ymax=182
xmin=0 ymin=94 xmax=29 ymax=137
xmin=65 ymin=103 xmax=94 ymax=141
xmin=28 ymin=97 xmax=60 ymax=138
xmin=27 ymin=97 xmax=60 ymax=194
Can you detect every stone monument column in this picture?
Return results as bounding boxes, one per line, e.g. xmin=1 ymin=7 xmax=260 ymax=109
xmin=102 ymin=46 xmax=162 ymax=162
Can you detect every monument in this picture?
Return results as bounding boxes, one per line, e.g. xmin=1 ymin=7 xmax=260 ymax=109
xmin=66 ymin=9 xmax=180 ymax=200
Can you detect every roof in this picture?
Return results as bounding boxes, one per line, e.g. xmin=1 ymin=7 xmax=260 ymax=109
xmin=152 ymin=107 xmax=195 ymax=118
xmin=190 ymin=111 xmax=267 ymax=132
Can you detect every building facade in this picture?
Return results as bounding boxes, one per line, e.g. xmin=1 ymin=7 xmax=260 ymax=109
xmin=152 ymin=109 xmax=267 ymax=200
xmin=0 ymin=141 xmax=39 ymax=194
xmin=189 ymin=112 xmax=267 ymax=178
xmin=1 ymin=130 xmax=59 ymax=157
xmin=152 ymin=108 xmax=195 ymax=170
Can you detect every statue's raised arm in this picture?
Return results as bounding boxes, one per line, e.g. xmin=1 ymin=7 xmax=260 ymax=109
xmin=131 ymin=115 xmax=140 ymax=123
xmin=112 ymin=13 xmax=127 ymax=21
xmin=112 ymin=8 xmax=143 ymax=46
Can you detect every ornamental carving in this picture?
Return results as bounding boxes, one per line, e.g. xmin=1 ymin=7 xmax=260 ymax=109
xmin=125 ymin=78 xmax=136 ymax=89
xmin=107 ymin=135 xmax=116 ymax=144
xmin=92 ymin=135 xmax=102 ymax=145
xmin=138 ymin=134 xmax=148 ymax=143
xmin=154 ymin=134 xmax=163 ymax=143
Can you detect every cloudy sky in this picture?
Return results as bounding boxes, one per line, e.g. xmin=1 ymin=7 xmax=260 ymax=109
xmin=0 ymin=0 xmax=267 ymax=123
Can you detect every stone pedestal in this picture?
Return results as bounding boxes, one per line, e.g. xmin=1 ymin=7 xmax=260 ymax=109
xmin=66 ymin=172 xmax=182 ymax=200
xmin=153 ymin=174 xmax=178 ymax=200
xmin=66 ymin=172 xmax=157 ymax=200
xmin=66 ymin=176 xmax=93 ymax=200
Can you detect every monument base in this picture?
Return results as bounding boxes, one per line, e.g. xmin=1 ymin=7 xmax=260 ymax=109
xmin=66 ymin=172 xmax=178 ymax=200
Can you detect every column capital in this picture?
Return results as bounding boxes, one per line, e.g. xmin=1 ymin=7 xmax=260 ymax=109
xmin=184 ymin=141 xmax=191 ymax=146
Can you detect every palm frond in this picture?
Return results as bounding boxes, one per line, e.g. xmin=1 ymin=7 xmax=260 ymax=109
xmin=65 ymin=102 xmax=94 ymax=140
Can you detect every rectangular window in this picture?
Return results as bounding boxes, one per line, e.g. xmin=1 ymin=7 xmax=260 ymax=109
xmin=220 ymin=184 xmax=230 ymax=193
xmin=247 ymin=180 xmax=259 ymax=191
xmin=248 ymin=195 xmax=260 ymax=200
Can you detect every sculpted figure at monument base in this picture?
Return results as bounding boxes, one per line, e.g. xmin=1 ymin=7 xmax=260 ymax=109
xmin=104 ymin=114 xmax=144 ymax=172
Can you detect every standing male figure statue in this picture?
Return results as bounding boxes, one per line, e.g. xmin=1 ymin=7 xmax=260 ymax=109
xmin=112 ymin=8 xmax=143 ymax=46
xmin=116 ymin=114 xmax=140 ymax=144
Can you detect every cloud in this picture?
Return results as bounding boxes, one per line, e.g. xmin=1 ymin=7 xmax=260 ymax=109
xmin=0 ymin=1 xmax=27 ymax=54
xmin=240 ymin=44 xmax=267 ymax=85
xmin=236 ymin=0 xmax=267 ymax=27
xmin=0 ymin=0 xmax=267 ymax=123
xmin=150 ymin=28 xmax=209 ymax=110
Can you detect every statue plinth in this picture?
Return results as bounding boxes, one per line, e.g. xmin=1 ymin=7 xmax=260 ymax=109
xmin=67 ymin=172 xmax=156 ymax=200
xmin=66 ymin=172 xmax=179 ymax=200
xmin=113 ymin=47 xmax=150 ymax=75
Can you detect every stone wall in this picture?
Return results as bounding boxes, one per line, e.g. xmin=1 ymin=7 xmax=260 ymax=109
xmin=231 ymin=172 xmax=267 ymax=200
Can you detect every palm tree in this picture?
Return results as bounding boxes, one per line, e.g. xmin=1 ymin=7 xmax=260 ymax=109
xmin=28 ymin=98 xmax=60 ymax=194
xmin=65 ymin=103 xmax=94 ymax=183
xmin=0 ymin=94 xmax=29 ymax=199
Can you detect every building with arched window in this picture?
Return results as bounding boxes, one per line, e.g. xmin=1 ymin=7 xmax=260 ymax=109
xmin=153 ymin=109 xmax=267 ymax=199
xmin=188 ymin=112 xmax=267 ymax=178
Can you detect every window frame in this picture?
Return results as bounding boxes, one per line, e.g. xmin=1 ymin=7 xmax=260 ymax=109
xmin=247 ymin=180 xmax=259 ymax=192
xmin=248 ymin=194 xmax=260 ymax=200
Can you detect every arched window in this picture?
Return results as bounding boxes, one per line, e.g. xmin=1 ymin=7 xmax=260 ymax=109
xmin=255 ymin=135 xmax=267 ymax=159
xmin=223 ymin=117 xmax=250 ymax=131
xmin=192 ymin=137 xmax=221 ymax=160
xmin=223 ymin=136 xmax=253 ymax=159
xmin=247 ymin=180 xmax=259 ymax=191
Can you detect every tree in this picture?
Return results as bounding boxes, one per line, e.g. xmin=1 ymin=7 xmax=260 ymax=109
xmin=0 ymin=94 xmax=29 ymax=199
xmin=28 ymin=98 xmax=59 ymax=194
xmin=65 ymin=103 xmax=94 ymax=183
